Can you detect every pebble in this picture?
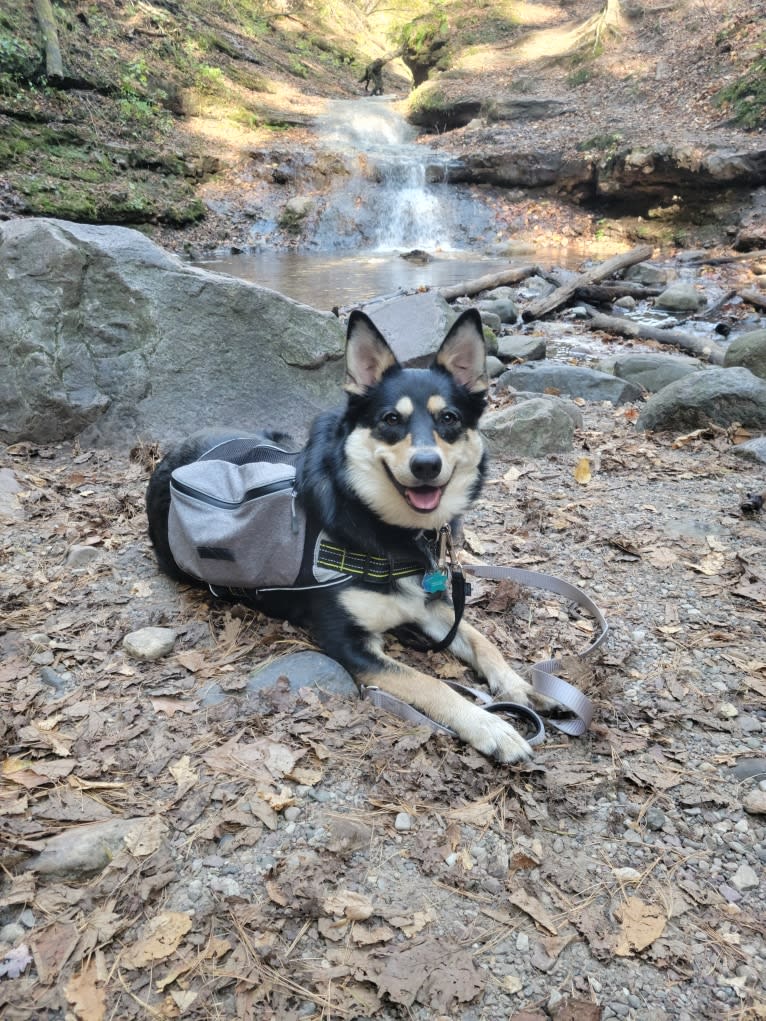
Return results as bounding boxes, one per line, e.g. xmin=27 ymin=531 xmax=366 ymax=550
xmin=66 ymin=544 xmax=101 ymax=569
xmin=729 ymin=863 xmax=759 ymax=891
xmin=394 ymin=812 xmax=412 ymax=831
xmin=743 ymin=789 xmax=766 ymax=815
xmin=122 ymin=626 xmax=177 ymax=661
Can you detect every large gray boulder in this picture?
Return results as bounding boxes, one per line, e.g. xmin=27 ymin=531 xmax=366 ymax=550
xmin=637 ymin=367 xmax=766 ymax=432
xmin=723 ymin=328 xmax=766 ymax=380
xmin=482 ymin=398 xmax=577 ymax=457
xmin=497 ymin=362 xmax=642 ymax=405
xmin=359 ymin=291 xmax=455 ymax=366
xmin=0 ymin=218 xmax=345 ymax=447
xmin=611 ymin=352 xmax=704 ymax=392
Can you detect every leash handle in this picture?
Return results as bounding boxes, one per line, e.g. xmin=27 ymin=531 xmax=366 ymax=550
xmin=463 ymin=563 xmax=607 ymax=736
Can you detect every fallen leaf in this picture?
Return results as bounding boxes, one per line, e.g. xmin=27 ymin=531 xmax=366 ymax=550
xmin=323 ymin=889 xmax=374 ymax=921
xmin=151 ymin=697 xmax=197 ymax=716
xmin=169 ymin=755 xmax=198 ymax=796
xmin=508 ymin=889 xmax=558 ymax=934
xmin=573 ymin=458 xmax=592 ymax=485
xmin=120 ymin=912 xmax=192 ymax=970
xmin=614 ymin=896 xmax=667 ymax=956
xmin=123 ymin=816 xmax=168 ymax=857
xmin=65 ymin=960 xmax=106 ymax=1021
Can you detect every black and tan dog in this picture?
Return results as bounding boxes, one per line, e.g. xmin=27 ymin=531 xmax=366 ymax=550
xmin=146 ymin=308 xmax=541 ymax=762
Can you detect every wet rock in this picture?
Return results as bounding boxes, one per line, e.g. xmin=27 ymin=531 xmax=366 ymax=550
xmin=479 ymin=310 xmax=502 ymax=331
xmin=637 ymin=367 xmax=766 ymax=432
xmin=497 ymin=336 xmax=547 ymax=362
xmin=610 ymin=353 xmax=704 ymax=393
xmin=723 ymin=328 xmax=766 ymax=379
xmin=481 ymin=398 xmax=575 ymax=457
xmin=654 ymin=282 xmax=707 ymax=312
xmin=123 ymin=626 xmax=177 ymax=661
xmin=497 ymin=362 xmax=642 ymax=405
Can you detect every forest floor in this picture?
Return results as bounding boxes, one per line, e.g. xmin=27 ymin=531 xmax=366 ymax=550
xmin=1 ymin=316 xmax=766 ymax=1018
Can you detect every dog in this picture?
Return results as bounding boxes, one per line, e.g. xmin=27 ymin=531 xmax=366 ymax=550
xmin=146 ymin=308 xmax=541 ymax=762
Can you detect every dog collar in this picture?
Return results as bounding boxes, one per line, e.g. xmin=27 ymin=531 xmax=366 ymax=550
xmin=316 ymin=539 xmax=425 ymax=584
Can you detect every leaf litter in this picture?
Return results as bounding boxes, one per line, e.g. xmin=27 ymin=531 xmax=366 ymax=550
xmin=1 ymin=402 xmax=765 ymax=1020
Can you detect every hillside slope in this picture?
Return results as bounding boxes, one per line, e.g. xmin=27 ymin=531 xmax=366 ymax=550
xmin=0 ymin=0 xmax=764 ymax=252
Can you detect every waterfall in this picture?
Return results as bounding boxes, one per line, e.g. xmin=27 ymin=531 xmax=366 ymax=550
xmin=311 ymin=98 xmax=494 ymax=252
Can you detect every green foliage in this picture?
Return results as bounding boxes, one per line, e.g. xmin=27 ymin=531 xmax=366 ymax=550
xmin=195 ymin=62 xmax=227 ymax=94
xmin=715 ymin=57 xmax=766 ymax=129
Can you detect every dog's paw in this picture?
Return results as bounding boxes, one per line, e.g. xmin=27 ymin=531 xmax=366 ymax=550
xmin=457 ymin=706 xmax=533 ymax=764
xmin=490 ymin=668 xmax=534 ymax=704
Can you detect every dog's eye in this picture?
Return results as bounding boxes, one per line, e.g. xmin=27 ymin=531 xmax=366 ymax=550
xmin=438 ymin=409 xmax=461 ymax=426
xmin=381 ymin=411 xmax=402 ymax=427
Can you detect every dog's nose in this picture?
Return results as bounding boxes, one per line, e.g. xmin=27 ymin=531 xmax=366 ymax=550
xmin=410 ymin=450 xmax=442 ymax=482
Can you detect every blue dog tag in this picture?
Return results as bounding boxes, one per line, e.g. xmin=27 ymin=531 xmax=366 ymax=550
xmin=422 ymin=568 xmax=449 ymax=593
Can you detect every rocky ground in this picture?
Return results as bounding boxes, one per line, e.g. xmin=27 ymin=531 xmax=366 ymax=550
xmin=1 ymin=299 xmax=765 ymax=1019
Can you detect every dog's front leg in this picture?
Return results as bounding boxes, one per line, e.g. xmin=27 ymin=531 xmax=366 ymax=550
xmin=318 ymin=586 xmax=533 ymax=763
xmin=418 ymin=591 xmax=557 ymax=711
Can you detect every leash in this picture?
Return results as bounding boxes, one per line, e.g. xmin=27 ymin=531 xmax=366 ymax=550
xmin=362 ymin=527 xmax=608 ymax=748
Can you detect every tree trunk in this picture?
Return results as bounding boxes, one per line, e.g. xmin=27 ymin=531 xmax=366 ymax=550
xmin=33 ymin=0 xmax=64 ymax=82
xmin=521 ymin=245 xmax=653 ymax=322
xmin=587 ymin=311 xmax=726 ymax=365
xmin=435 ymin=263 xmax=543 ymax=302
xmin=574 ymin=282 xmax=664 ymax=304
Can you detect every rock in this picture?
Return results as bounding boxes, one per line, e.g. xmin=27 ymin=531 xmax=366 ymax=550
xmin=394 ymin=812 xmax=412 ymax=831
xmin=247 ymin=651 xmax=356 ymax=697
xmin=486 ymin=355 xmax=506 ymax=378
xmin=731 ymin=436 xmax=766 ymax=464
xmin=654 ymin=282 xmax=706 ymax=312
xmin=479 ymin=310 xmax=502 ymax=331
xmin=360 ymin=291 xmax=455 ymax=367
xmin=66 ymin=544 xmax=101 ymax=569
xmin=637 ymin=367 xmax=766 ymax=432
xmin=611 ymin=353 xmax=704 ymax=392
xmin=614 ymin=295 xmax=637 ymax=310
xmin=23 ymin=817 xmax=152 ymax=877
xmin=742 ymin=789 xmax=766 ymax=814
xmin=724 ymin=328 xmax=766 ymax=379
xmin=497 ymin=336 xmax=547 ymax=362
xmin=624 ymin=263 xmax=670 ymax=286
xmin=122 ymin=626 xmax=177 ymax=661
xmin=476 ymin=297 xmax=519 ymax=323
xmin=483 ymin=96 xmax=572 ymax=123
xmin=729 ymin=863 xmax=759 ymax=891
xmin=732 ymin=759 xmax=766 ymax=781
xmin=0 ymin=218 xmax=345 ymax=446
xmin=0 ymin=468 xmax=24 ymax=523
xmin=481 ymin=398 xmax=576 ymax=457
xmin=497 ymin=363 xmax=643 ymax=405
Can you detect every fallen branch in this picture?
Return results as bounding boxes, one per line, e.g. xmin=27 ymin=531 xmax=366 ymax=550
xmin=587 ymin=311 xmax=726 ymax=365
xmin=574 ymin=282 xmax=664 ymax=304
xmin=738 ymin=288 xmax=766 ymax=311
xmin=521 ymin=245 xmax=653 ymax=322
xmin=435 ymin=263 xmax=542 ymax=302
xmin=33 ymin=0 xmax=64 ymax=82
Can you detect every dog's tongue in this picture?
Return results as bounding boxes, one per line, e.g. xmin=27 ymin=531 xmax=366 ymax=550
xmin=406 ymin=486 xmax=442 ymax=512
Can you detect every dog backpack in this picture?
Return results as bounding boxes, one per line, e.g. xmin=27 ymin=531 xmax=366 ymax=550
xmin=167 ymin=437 xmax=348 ymax=595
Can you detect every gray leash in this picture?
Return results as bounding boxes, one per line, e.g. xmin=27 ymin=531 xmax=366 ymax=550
xmin=362 ymin=563 xmax=608 ymax=748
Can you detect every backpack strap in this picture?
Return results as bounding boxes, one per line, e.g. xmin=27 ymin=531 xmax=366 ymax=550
xmin=198 ymin=438 xmax=300 ymax=467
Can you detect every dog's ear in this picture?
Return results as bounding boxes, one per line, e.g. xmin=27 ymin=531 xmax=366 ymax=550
xmin=345 ymin=311 xmax=399 ymax=394
xmin=434 ymin=308 xmax=488 ymax=394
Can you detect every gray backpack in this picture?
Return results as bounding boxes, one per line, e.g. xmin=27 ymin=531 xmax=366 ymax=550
xmin=167 ymin=438 xmax=348 ymax=595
